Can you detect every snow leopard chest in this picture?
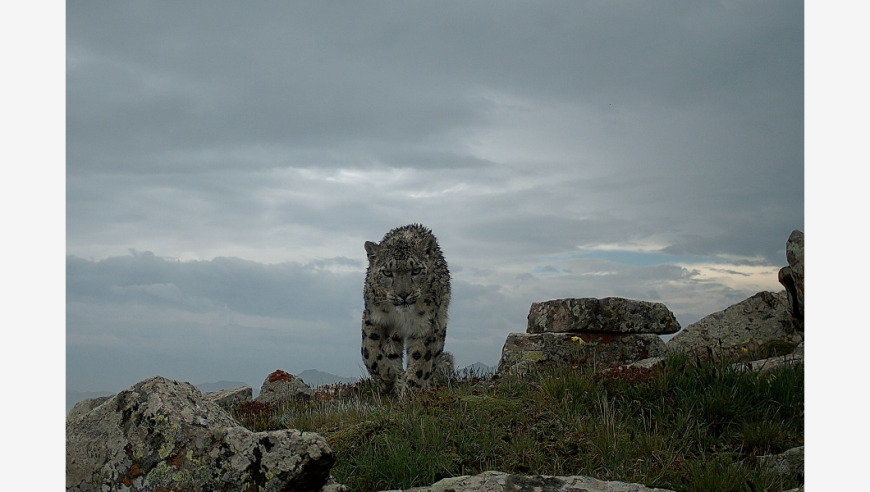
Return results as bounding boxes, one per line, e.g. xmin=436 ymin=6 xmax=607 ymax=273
xmin=368 ymin=303 xmax=436 ymax=339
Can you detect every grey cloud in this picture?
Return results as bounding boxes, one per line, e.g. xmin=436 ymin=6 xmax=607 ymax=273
xmin=67 ymin=251 xmax=367 ymax=391
xmin=68 ymin=252 xmax=363 ymax=320
xmin=67 ymin=2 xmax=801 ymax=172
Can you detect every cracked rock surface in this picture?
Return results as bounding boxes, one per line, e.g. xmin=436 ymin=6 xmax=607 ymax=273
xmin=528 ymin=297 xmax=680 ymax=335
xmin=66 ymin=376 xmax=336 ymax=491
xmin=387 ymin=470 xmax=677 ymax=492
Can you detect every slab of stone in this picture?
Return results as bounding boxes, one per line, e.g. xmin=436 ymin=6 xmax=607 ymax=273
xmin=528 ymin=297 xmax=680 ymax=335
xmin=389 ymin=470 xmax=676 ymax=491
xmin=732 ymin=347 xmax=804 ymax=374
xmin=66 ymin=376 xmax=336 ymax=491
xmin=628 ymin=356 xmax=667 ymax=370
xmin=497 ymin=332 xmax=667 ymax=374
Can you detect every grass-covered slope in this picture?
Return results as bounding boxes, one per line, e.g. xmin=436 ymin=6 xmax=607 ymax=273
xmin=231 ymin=354 xmax=803 ymax=492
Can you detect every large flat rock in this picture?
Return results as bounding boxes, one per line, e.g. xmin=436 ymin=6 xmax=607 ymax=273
xmin=528 ymin=297 xmax=680 ymax=335
xmin=390 ymin=470 xmax=676 ymax=491
xmin=497 ymin=332 xmax=668 ymax=374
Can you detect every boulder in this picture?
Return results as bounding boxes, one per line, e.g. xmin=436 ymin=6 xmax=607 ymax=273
xmin=778 ymin=230 xmax=804 ymax=331
xmin=388 ymin=470 xmax=676 ymax=491
xmin=256 ymin=369 xmax=314 ymax=405
xmin=497 ymin=332 xmax=667 ymax=374
xmin=67 ymin=395 xmax=111 ymax=422
xmin=667 ymin=291 xmax=802 ymax=359
xmin=204 ymin=385 xmax=252 ymax=410
xmin=528 ymin=297 xmax=680 ymax=335
xmin=66 ymin=376 xmax=337 ymax=491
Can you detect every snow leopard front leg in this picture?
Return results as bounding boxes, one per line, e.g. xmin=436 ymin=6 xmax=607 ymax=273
xmin=361 ymin=313 xmax=405 ymax=393
xmin=402 ymin=315 xmax=451 ymax=393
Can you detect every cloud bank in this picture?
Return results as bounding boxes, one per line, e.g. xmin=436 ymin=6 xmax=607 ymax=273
xmin=66 ymin=1 xmax=802 ymax=393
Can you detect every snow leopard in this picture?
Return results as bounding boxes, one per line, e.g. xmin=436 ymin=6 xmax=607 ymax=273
xmin=362 ymin=224 xmax=454 ymax=394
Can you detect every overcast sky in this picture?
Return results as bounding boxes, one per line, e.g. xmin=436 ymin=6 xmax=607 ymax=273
xmin=65 ymin=1 xmax=804 ymax=395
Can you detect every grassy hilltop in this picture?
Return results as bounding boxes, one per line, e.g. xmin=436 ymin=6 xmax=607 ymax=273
xmin=231 ymin=353 xmax=803 ymax=492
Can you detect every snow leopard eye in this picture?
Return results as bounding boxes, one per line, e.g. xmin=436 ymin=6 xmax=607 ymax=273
xmin=381 ymin=269 xmax=393 ymax=277
xmin=411 ymin=267 xmax=423 ymax=276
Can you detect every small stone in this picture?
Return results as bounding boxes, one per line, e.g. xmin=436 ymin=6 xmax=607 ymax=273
xmin=256 ymin=369 xmax=314 ymax=405
xmin=759 ymin=446 xmax=804 ymax=481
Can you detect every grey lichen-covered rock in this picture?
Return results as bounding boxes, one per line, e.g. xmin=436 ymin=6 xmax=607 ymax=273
xmin=666 ymin=291 xmax=802 ymax=359
xmin=497 ymin=332 xmax=667 ymax=374
xmin=67 ymin=395 xmax=111 ymax=422
xmin=256 ymin=369 xmax=314 ymax=405
xmin=66 ymin=376 xmax=336 ymax=491
xmin=389 ymin=470 xmax=676 ymax=491
xmin=528 ymin=297 xmax=680 ymax=335
xmin=204 ymin=385 xmax=252 ymax=410
xmin=759 ymin=446 xmax=804 ymax=482
xmin=778 ymin=230 xmax=804 ymax=332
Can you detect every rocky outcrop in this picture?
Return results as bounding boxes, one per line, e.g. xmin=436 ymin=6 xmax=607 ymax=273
xmin=498 ymin=297 xmax=674 ymax=374
xmin=778 ymin=230 xmax=804 ymax=332
xmin=528 ymin=298 xmax=680 ymax=334
xmin=666 ymin=291 xmax=802 ymax=359
xmin=385 ymin=470 xmax=676 ymax=492
xmin=204 ymin=385 xmax=253 ymax=410
xmin=256 ymin=369 xmax=315 ymax=405
xmin=66 ymin=376 xmax=338 ymax=491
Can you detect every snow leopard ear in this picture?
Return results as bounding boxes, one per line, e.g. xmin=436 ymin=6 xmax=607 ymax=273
xmin=421 ymin=236 xmax=438 ymax=257
xmin=364 ymin=241 xmax=380 ymax=261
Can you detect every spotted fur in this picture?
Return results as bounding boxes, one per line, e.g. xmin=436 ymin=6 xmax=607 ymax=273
xmin=362 ymin=224 xmax=453 ymax=394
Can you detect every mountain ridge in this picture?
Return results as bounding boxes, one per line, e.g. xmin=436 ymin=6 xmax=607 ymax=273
xmin=67 ymin=363 xmax=496 ymax=412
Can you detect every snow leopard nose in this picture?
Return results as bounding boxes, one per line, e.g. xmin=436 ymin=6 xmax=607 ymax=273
xmin=396 ymin=292 xmax=413 ymax=304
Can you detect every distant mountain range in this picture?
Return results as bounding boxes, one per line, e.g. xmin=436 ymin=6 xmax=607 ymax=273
xmin=298 ymin=369 xmax=361 ymax=387
xmin=462 ymin=362 xmax=496 ymax=375
xmin=67 ymin=363 xmax=496 ymax=413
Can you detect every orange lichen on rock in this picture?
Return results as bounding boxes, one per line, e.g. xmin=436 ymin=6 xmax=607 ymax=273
xmin=267 ymin=369 xmax=295 ymax=383
xmin=121 ymin=465 xmax=142 ymax=486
